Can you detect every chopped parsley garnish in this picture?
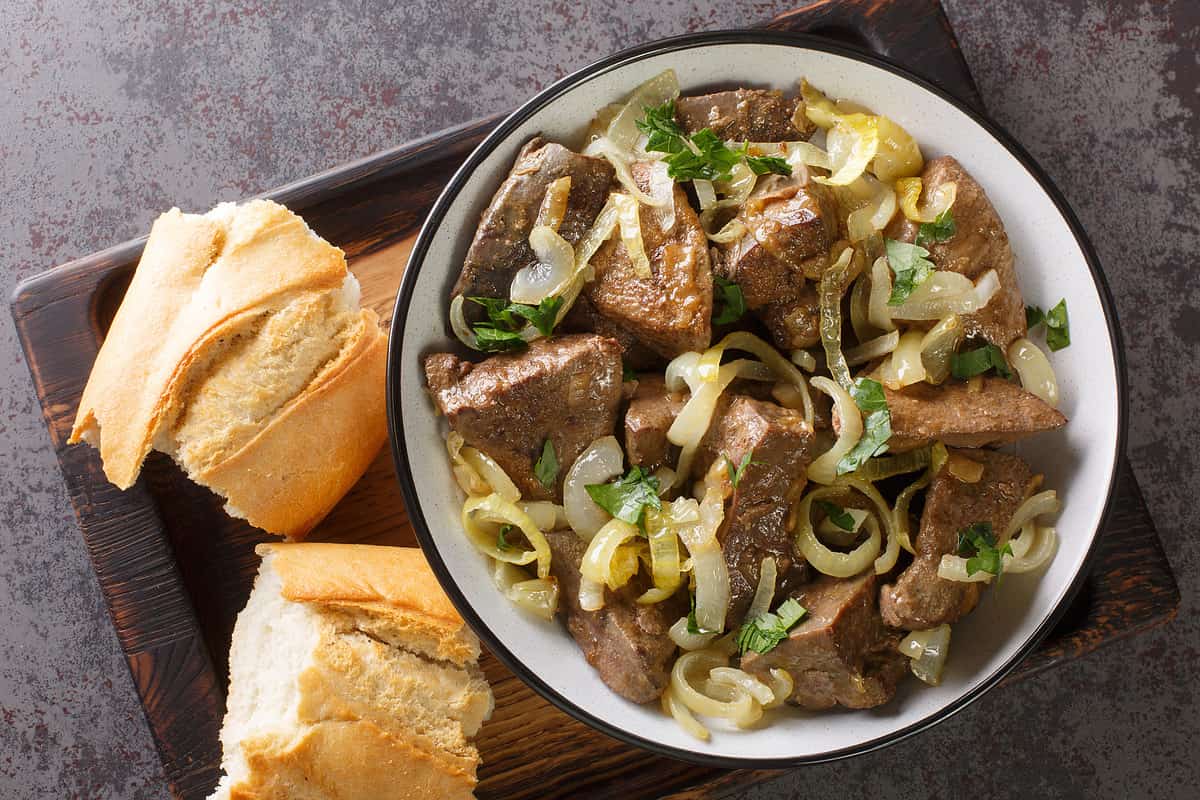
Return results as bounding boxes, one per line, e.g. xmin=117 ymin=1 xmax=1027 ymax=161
xmin=836 ymin=377 xmax=892 ymax=475
xmin=885 ymin=238 xmax=935 ymax=305
xmin=915 ymin=209 xmax=956 ymax=248
xmin=1026 ymin=298 xmax=1071 ymax=351
xmin=533 ymin=439 xmax=558 ymax=491
xmin=686 ymin=591 xmax=716 ymax=635
xmin=497 ymin=524 xmax=515 ymax=552
xmin=712 ymin=275 xmax=747 ymax=325
xmin=735 ymin=597 xmax=807 ymax=655
xmin=725 ymin=450 xmax=755 ymax=489
xmin=466 ymin=295 xmax=563 ymax=352
xmin=585 ymin=465 xmax=662 ymax=528
xmin=955 ymin=521 xmax=1013 ymax=577
xmin=951 ymin=344 xmax=1013 ymax=380
xmin=635 ymin=100 xmax=687 ymax=154
xmin=816 ymin=500 xmax=856 ymax=532
xmin=745 ymin=153 xmax=793 ymax=176
xmin=638 ymin=102 xmax=791 ymax=183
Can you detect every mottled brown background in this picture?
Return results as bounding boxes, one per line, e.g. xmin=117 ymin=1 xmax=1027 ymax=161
xmin=2 ymin=1 xmax=1196 ymax=798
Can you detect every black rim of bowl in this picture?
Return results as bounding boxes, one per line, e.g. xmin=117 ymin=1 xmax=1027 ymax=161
xmin=386 ymin=29 xmax=1127 ymax=768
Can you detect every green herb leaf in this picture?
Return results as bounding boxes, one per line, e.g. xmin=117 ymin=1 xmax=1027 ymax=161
xmin=816 ymin=500 xmax=856 ymax=531
xmin=712 ymin=274 xmax=747 ymax=325
xmin=497 ymin=524 xmax=515 ymax=552
xmin=745 ymin=154 xmax=793 ymax=176
xmin=951 ymin=344 xmax=1012 ymax=380
xmin=885 ymin=238 xmax=935 ymax=305
xmin=915 ymin=209 xmax=956 ymax=248
xmin=735 ymin=598 xmax=808 ymax=655
xmin=509 ymin=296 xmax=564 ymax=337
xmin=534 ymin=439 xmax=558 ymax=492
xmin=836 ymin=377 xmax=892 ymax=475
xmin=622 ymin=362 xmax=637 ymax=382
xmin=585 ymin=466 xmax=662 ymax=528
xmin=472 ymin=325 xmax=528 ymax=353
xmin=1026 ymin=299 xmax=1070 ymax=351
xmin=955 ymin=521 xmax=1013 ymax=577
xmin=1044 ymin=298 xmax=1070 ymax=351
xmin=665 ymin=129 xmax=744 ymax=182
xmin=725 ymin=450 xmax=754 ymax=489
xmin=636 ymin=100 xmax=687 ymax=154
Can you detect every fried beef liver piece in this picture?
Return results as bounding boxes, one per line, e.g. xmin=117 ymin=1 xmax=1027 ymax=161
xmin=742 ymin=573 xmax=908 ymax=710
xmin=584 ymin=161 xmax=712 ymax=359
xmin=886 ymin=156 xmax=1026 ymax=348
xmin=423 ymin=334 xmax=622 ymax=502
xmin=759 ymin=283 xmax=822 ymax=349
xmin=880 ymin=448 xmax=1038 ymax=630
xmin=884 ymin=377 xmax=1067 ymax=453
xmin=699 ymin=396 xmax=815 ymax=628
xmin=624 ymin=374 xmax=689 ymax=471
xmin=452 ymin=137 xmax=614 ymax=312
xmin=546 ymin=529 xmax=686 ymax=704
xmin=675 ymin=89 xmax=813 ymax=141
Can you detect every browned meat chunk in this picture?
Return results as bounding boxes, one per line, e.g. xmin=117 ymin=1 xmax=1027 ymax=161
xmin=546 ymin=529 xmax=685 ymax=704
xmin=742 ymin=573 xmax=908 ymax=710
xmin=886 ymin=156 xmax=1025 ymax=347
xmin=584 ymin=161 xmax=712 ymax=359
xmin=561 ymin=294 xmax=661 ymax=370
xmin=452 ymin=137 xmax=614 ymax=312
xmin=759 ymin=283 xmax=822 ymax=349
xmin=718 ymin=176 xmax=837 ymax=310
xmin=884 ymin=377 xmax=1067 ymax=452
xmin=699 ymin=396 xmax=815 ymax=628
xmin=624 ymin=374 xmax=688 ymax=471
xmin=424 ymin=334 xmax=622 ymax=501
xmin=675 ymin=89 xmax=813 ymax=142
xmin=880 ymin=449 xmax=1037 ymax=630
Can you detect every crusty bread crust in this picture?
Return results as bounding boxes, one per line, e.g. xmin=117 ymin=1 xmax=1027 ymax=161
xmin=69 ymin=200 xmax=385 ymax=538
xmin=200 ymin=314 xmax=387 ymax=538
xmin=258 ymin=543 xmax=479 ymax=665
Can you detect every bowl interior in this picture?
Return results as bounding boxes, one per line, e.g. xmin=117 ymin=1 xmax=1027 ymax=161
xmin=393 ymin=37 xmax=1120 ymax=763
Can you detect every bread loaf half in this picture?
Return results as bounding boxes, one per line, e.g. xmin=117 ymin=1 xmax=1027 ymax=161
xmin=212 ymin=543 xmax=493 ymax=800
xmin=69 ymin=200 xmax=386 ymax=537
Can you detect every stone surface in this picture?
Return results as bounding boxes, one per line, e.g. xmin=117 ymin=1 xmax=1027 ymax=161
xmin=1 ymin=1 xmax=1196 ymax=797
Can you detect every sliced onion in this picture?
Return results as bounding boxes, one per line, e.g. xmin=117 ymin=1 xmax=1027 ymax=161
xmin=648 ymin=160 xmax=676 ymax=232
xmin=868 ymin=256 xmax=896 ymax=332
xmin=807 ymin=377 xmax=862 ymax=485
xmin=460 ymin=446 xmax=521 ymax=502
xmin=852 ymin=446 xmax=931 ymax=482
xmin=511 ymin=224 xmax=575 ymax=304
xmin=578 ymin=577 xmax=606 ymax=612
xmin=1002 ymin=490 xmax=1061 ymax=542
xmin=815 ymin=114 xmax=880 ymax=186
xmin=920 ymin=315 xmax=964 ymax=385
xmin=878 ymin=329 xmax=927 ymax=389
xmin=1009 ymin=337 xmax=1059 ymax=407
xmin=838 ymin=475 xmax=900 ymax=574
xmin=790 ymin=349 xmax=817 ymax=372
xmin=896 ymin=178 xmax=957 ymax=223
xmin=892 ymin=471 xmax=930 ymax=556
xmin=702 ymin=215 xmax=748 ymax=244
xmin=900 ymin=624 xmax=951 ymax=686
xmin=581 ymin=518 xmax=641 ymax=589
xmin=800 ymin=79 xmax=838 ymax=130
xmin=449 ymin=293 xmax=480 ymax=350
xmin=771 ymin=382 xmax=807 ymax=412
xmin=520 ymin=501 xmax=566 ymax=531
xmin=794 ymin=486 xmax=881 ymax=577
xmin=744 ymin=557 xmax=778 ymax=623
xmin=694 ymin=179 xmax=717 ymax=210
xmin=563 ymin=436 xmax=624 ymax=540
xmin=671 ymin=650 xmax=756 ymax=723
xmin=676 ymin=486 xmax=728 ymax=633
xmin=845 ymin=330 xmax=900 ymax=367
xmin=937 ymin=554 xmax=995 ymax=583
xmin=847 ymin=176 xmax=897 ymax=242
xmin=493 ymin=561 xmax=558 ymax=620
xmin=662 ymin=684 xmax=711 ymax=741
xmin=818 ymin=246 xmax=859 ymax=390
xmin=664 ymin=350 xmax=701 ymax=392
xmin=446 ymin=431 xmax=491 ymax=496
xmin=534 ymin=175 xmax=572 ymax=232
xmin=762 ymin=668 xmax=794 ymax=709
xmin=1005 ymin=524 xmax=1058 ymax=573
xmin=784 ymin=140 xmax=832 ymax=171
xmin=669 ymin=616 xmax=718 ymax=651
xmin=890 ymin=269 xmax=999 ymax=320
xmin=871 ymin=116 xmax=924 ymax=182
xmin=462 ymin=493 xmax=551 ymax=577
xmin=612 ymin=192 xmax=652 ymax=278
xmin=816 ymin=507 xmax=870 ymax=542
xmin=639 ymin=508 xmax=683 ymax=604
xmin=604 ymin=68 xmax=680 ymax=151
xmin=584 ymin=137 xmax=665 ymax=207
xmin=709 ymin=667 xmax=775 ymax=706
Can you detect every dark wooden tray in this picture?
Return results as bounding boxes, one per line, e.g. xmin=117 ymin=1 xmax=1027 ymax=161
xmin=10 ymin=2 xmax=1179 ymax=798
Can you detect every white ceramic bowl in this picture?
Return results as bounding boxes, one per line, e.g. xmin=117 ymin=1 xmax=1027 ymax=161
xmin=387 ymin=31 xmax=1125 ymax=765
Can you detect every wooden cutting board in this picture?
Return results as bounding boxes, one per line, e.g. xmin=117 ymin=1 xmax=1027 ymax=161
xmin=10 ymin=1 xmax=1179 ymax=798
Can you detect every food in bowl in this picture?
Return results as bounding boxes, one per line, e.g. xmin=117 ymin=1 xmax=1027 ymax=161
xmin=422 ymin=70 xmax=1071 ymax=740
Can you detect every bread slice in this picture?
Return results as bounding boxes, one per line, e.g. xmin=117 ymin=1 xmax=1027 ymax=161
xmin=212 ymin=544 xmax=493 ymax=800
xmin=69 ymin=200 xmax=386 ymax=538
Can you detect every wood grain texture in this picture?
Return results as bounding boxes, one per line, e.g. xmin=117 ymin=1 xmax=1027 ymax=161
xmin=8 ymin=2 xmax=1178 ymax=799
